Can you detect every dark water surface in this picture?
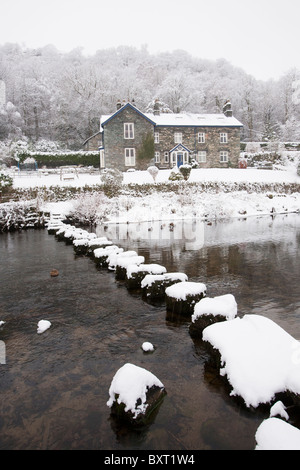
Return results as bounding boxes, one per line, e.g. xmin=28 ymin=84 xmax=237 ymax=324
xmin=0 ymin=214 xmax=299 ymax=450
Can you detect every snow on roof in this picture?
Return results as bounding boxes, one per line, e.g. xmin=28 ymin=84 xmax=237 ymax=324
xmin=106 ymin=363 xmax=164 ymax=418
xmin=100 ymin=103 xmax=243 ymax=130
xmin=202 ymin=314 xmax=300 ymax=408
xmin=192 ymin=294 xmax=237 ymax=321
xmin=145 ymin=112 xmax=243 ymax=128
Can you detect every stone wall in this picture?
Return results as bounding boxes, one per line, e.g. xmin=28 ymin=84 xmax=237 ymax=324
xmin=104 ymin=106 xmax=154 ymax=171
xmin=155 ymin=125 xmax=241 ymax=168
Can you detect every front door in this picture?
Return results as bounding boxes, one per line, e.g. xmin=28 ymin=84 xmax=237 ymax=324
xmin=177 ymin=152 xmax=183 ymax=167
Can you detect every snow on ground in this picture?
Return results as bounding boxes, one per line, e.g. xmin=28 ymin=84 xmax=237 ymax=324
xmin=11 ymin=167 xmax=300 ymax=189
xmin=7 ymin=167 xmax=300 ymax=224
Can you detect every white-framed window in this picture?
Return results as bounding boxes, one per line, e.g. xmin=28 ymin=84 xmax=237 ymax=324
xmin=220 ymin=132 xmax=228 ymax=143
xmin=124 ymin=123 xmax=134 ymax=139
xmin=171 ymin=152 xmax=177 ymax=166
xmin=198 ymin=132 xmax=205 ymax=143
xmin=164 ymin=152 xmax=169 ymax=163
xmin=100 ymin=149 xmax=105 ymax=168
xmin=125 ymin=148 xmax=135 ymax=166
xmin=183 ymin=152 xmax=189 ymax=164
xmin=197 ymin=151 xmax=207 ymax=163
xmin=155 ymin=151 xmax=160 ymax=163
xmin=174 ymin=132 xmax=182 ymax=144
xmin=220 ymin=151 xmax=228 ymax=162
xmin=154 ymin=132 xmax=159 ymax=143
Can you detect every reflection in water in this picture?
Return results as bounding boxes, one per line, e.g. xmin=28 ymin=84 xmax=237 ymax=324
xmin=0 ymin=214 xmax=299 ymax=449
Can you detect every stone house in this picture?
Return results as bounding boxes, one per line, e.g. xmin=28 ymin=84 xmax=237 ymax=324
xmin=99 ymin=100 xmax=243 ymax=171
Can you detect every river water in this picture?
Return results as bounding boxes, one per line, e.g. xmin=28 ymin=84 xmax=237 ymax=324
xmin=0 ymin=213 xmax=299 ymax=450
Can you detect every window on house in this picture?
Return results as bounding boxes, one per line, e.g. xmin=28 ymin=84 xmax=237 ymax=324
xmin=197 ymin=151 xmax=207 ymax=163
xmin=154 ymin=132 xmax=159 ymax=143
xmin=198 ymin=132 xmax=205 ymax=143
xmin=220 ymin=132 xmax=228 ymax=143
xmin=125 ymin=148 xmax=135 ymax=166
xmin=171 ymin=152 xmax=177 ymax=166
xmin=220 ymin=151 xmax=228 ymax=162
xmin=124 ymin=123 xmax=134 ymax=139
xmin=155 ymin=152 xmax=160 ymax=163
xmin=174 ymin=132 xmax=182 ymax=143
xmin=164 ymin=152 xmax=169 ymax=163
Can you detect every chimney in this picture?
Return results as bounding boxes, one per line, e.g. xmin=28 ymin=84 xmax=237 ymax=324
xmin=223 ymin=100 xmax=233 ymax=117
xmin=153 ymin=99 xmax=160 ymax=116
xmin=116 ymin=99 xmax=122 ymax=110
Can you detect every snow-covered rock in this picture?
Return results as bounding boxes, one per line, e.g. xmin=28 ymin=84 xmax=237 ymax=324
xmin=269 ymin=401 xmax=289 ymax=421
xmin=255 ymin=417 xmax=300 ymax=450
xmin=190 ymin=294 xmax=237 ymax=336
xmin=107 ymin=250 xmax=138 ymax=270
xmin=107 ymin=363 xmax=166 ymax=425
xmin=126 ymin=263 xmax=167 ymax=290
xmin=115 ymin=255 xmax=145 ymax=280
xmin=93 ymin=245 xmax=124 ymax=266
xmin=165 ymin=281 xmax=207 ymax=316
xmin=37 ymin=320 xmax=51 ymax=334
xmin=142 ymin=342 xmax=154 ymax=352
xmin=202 ymin=314 xmax=300 ymax=408
xmin=141 ymin=272 xmax=188 ymax=301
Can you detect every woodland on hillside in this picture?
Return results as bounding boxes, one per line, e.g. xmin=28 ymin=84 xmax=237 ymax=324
xmin=0 ymin=43 xmax=300 ymax=150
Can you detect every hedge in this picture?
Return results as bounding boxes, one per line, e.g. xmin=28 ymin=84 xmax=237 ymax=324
xmin=16 ymin=151 xmax=100 ymax=168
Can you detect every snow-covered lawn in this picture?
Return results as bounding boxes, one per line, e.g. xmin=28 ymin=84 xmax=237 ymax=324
xmin=11 ymin=166 xmax=300 ymax=189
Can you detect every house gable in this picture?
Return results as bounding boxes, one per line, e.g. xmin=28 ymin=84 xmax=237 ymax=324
xmin=101 ymin=102 xmax=156 ymax=128
xmin=102 ymin=102 xmax=155 ymax=171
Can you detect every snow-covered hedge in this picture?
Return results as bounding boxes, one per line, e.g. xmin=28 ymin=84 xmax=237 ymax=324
xmin=16 ymin=150 xmax=100 ymax=168
xmin=0 ymin=172 xmax=13 ymax=193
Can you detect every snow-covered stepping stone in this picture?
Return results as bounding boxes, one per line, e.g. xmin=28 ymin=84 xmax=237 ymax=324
xmin=255 ymin=417 xmax=300 ymax=450
xmin=126 ymin=264 xmax=167 ymax=290
xmin=190 ymin=294 xmax=237 ymax=336
xmin=107 ymin=363 xmax=166 ymax=425
xmin=93 ymin=245 xmax=123 ymax=267
xmin=165 ymin=281 xmax=207 ymax=316
xmin=86 ymin=237 xmax=113 ymax=256
xmin=202 ymin=314 xmax=300 ymax=408
xmin=115 ymin=255 xmax=145 ymax=280
xmin=141 ymin=272 xmax=188 ymax=301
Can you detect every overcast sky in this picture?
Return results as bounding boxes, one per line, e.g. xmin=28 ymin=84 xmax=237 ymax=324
xmin=1 ymin=0 xmax=299 ymax=81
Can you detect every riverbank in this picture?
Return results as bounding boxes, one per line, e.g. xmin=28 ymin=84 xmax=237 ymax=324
xmin=1 ymin=167 xmax=300 ymax=230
